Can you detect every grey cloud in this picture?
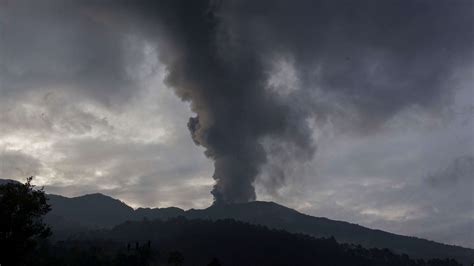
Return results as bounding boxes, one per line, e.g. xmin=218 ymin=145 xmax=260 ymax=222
xmin=0 ymin=0 xmax=139 ymax=106
xmin=0 ymin=150 xmax=42 ymax=179
xmin=265 ymin=120 xmax=474 ymax=247
xmin=223 ymin=0 xmax=473 ymax=132
xmin=46 ymin=132 xmax=212 ymax=207
xmin=37 ymin=134 xmax=213 ymax=208
xmin=0 ymin=37 xmax=213 ymax=208
xmin=1 ymin=92 xmax=113 ymax=137
xmin=426 ymin=155 xmax=474 ymax=187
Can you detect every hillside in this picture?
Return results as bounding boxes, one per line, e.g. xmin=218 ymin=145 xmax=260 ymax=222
xmin=187 ymin=202 xmax=474 ymax=264
xmin=47 ymin=217 xmax=461 ymax=266
xmin=39 ymin=191 xmax=474 ymax=265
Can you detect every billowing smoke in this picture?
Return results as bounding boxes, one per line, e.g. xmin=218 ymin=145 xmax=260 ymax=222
xmin=1 ymin=0 xmax=472 ymax=204
xmin=133 ymin=0 xmax=316 ymax=204
xmin=126 ymin=0 xmax=473 ymax=204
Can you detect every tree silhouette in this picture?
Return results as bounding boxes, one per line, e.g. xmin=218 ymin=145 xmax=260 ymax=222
xmin=207 ymin=257 xmax=222 ymax=266
xmin=168 ymin=251 xmax=184 ymax=266
xmin=17 ymin=217 xmax=464 ymax=266
xmin=0 ymin=177 xmax=51 ymax=266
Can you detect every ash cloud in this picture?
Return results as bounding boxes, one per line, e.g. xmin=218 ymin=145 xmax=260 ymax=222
xmin=128 ymin=0 xmax=473 ymax=203
xmin=222 ymin=0 xmax=474 ymax=132
xmin=1 ymin=0 xmax=472 ymax=204
xmin=154 ymin=1 xmax=315 ymax=204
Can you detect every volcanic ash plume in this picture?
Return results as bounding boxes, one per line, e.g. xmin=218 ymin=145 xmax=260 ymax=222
xmin=154 ymin=1 xmax=315 ymax=204
xmin=136 ymin=0 xmax=472 ymax=204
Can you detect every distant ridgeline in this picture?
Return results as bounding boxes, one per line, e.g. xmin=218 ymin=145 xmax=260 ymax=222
xmin=38 ymin=218 xmax=463 ymax=266
xmin=40 ymin=190 xmax=474 ymax=265
xmin=1 ymin=179 xmax=472 ymax=265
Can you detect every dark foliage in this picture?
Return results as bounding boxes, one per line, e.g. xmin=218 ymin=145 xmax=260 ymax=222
xmin=168 ymin=251 xmax=184 ymax=266
xmin=31 ymin=217 xmax=463 ymax=266
xmin=43 ymin=193 xmax=474 ymax=265
xmin=0 ymin=178 xmax=467 ymax=265
xmin=207 ymin=257 xmax=221 ymax=266
xmin=0 ymin=177 xmax=51 ymax=266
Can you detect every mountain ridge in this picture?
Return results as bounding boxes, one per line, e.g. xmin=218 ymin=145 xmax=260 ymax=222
xmin=42 ymin=191 xmax=474 ymax=265
xmin=0 ymin=179 xmax=472 ymax=264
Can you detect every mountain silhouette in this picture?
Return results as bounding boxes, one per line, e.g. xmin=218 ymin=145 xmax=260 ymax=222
xmin=66 ymin=217 xmax=463 ymax=266
xmin=47 ymin=193 xmax=134 ymax=228
xmin=0 ymin=179 xmax=21 ymax=185
xmin=39 ymin=191 xmax=474 ymax=264
xmin=186 ymin=202 xmax=474 ymax=264
xmin=0 ymin=180 xmax=471 ymax=264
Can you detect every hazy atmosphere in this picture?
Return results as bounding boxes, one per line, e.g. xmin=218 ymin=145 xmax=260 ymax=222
xmin=0 ymin=0 xmax=473 ymax=249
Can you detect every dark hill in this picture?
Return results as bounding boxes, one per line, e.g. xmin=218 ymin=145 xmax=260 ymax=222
xmin=135 ymin=206 xmax=185 ymax=220
xmin=0 ymin=179 xmax=21 ymax=185
xmin=48 ymin=193 xmax=134 ymax=228
xmin=0 ymin=179 xmax=472 ymax=265
xmin=45 ymin=193 xmax=134 ymax=239
xmin=60 ymin=217 xmax=462 ymax=266
xmin=187 ymin=202 xmax=474 ymax=264
xmin=44 ymin=194 xmax=474 ymax=265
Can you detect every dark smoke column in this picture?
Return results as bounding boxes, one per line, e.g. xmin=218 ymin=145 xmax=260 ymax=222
xmin=152 ymin=0 xmax=314 ymax=204
xmin=188 ymin=115 xmax=266 ymax=203
xmin=134 ymin=0 xmax=472 ymax=205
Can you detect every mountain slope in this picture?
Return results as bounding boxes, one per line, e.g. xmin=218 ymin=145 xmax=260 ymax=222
xmin=0 ymin=180 xmax=472 ymax=265
xmin=0 ymin=179 xmax=21 ymax=185
xmin=187 ymin=202 xmax=474 ymax=265
xmin=48 ymin=193 xmax=134 ymax=228
xmin=63 ymin=218 xmax=463 ymax=266
xmin=42 ymin=193 xmax=474 ymax=265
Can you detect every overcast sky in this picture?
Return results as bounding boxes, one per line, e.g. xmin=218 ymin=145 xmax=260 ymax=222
xmin=0 ymin=0 xmax=473 ymax=248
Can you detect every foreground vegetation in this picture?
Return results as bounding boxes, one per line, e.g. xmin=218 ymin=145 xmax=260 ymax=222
xmin=31 ymin=217 xmax=461 ymax=266
xmin=0 ymin=179 xmax=464 ymax=266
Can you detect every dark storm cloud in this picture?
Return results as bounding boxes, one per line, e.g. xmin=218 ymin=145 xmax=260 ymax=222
xmin=0 ymin=0 xmax=135 ymax=106
xmin=0 ymin=150 xmax=42 ymax=179
xmin=222 ymin=0 xmax=474 ymax=131
xmin=124 ymin=0 xmax=473 ymax=203
xmin=1 ymin=0 xmax=472 ymax=204
xmin=91 ymin=0 xmax=316 ymax=204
